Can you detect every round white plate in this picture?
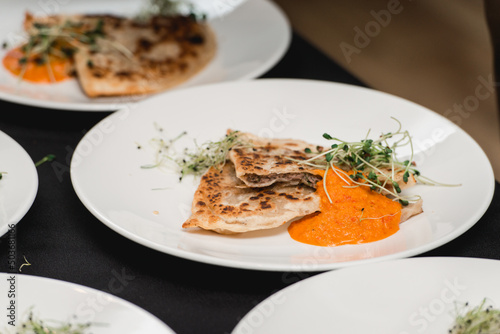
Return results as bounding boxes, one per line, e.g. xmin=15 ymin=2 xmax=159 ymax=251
xmin=70 ymin=79 xmax=495 ymax=271
xmin=0 ymin=0 xmax=290 ymax=111
xmin=0 ymin=273 xmax=174 ymax=333
xmin=233 ymin=257 xmax=500 ymax=334
xmin=0 ymin=130 xmax=38 ymax=236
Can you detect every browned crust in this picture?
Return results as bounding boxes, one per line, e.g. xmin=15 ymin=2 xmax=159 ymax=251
xmin=23 ymin=13 xmax=216 ymax=97
xmin=75 ymin=16 xmax=216 ymax=97
xmin=228 ymin=132 xmax=323 ymax=188
xmin=400 ymin=199 xmax=423 ymax=222
xmin=182 ymin=162 xmax=320 ymax=234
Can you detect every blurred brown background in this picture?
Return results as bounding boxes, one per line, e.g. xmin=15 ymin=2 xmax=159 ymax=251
xmin=274 ymin=0 xmax=500 ymax=181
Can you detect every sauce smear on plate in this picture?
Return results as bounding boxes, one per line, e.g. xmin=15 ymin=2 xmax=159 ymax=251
xmin=3 ymin=47 xmax=73 ymax=83
xmin=288 ymin=168 xmax=402 ymax=247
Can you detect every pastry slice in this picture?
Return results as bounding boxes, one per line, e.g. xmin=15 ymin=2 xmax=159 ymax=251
xmin=182 ymin=161 xmax=320 ymax=234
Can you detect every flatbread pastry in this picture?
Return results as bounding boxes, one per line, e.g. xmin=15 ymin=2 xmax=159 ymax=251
xmin=182 ymin=162 xmax=321 ymax=234
xmin=24 ymin=13 xmax=216 ymax=97
xmin=228 ymin=132 xmax=323 ymax=188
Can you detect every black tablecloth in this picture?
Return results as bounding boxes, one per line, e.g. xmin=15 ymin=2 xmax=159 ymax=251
xmin=1 ymin=32 xmax=499 ymax=334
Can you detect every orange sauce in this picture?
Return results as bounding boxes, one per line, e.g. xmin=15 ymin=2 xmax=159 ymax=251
xmin=2 ymin=47 xmax=73 ymax=83
xmin=288 ymin=168 xmax=402 ymax=247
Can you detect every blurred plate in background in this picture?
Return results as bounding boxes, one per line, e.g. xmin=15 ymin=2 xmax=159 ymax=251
xmin=0 ymin=130 xmax=37 ymax=236
xmin=233 ymin=257 xmax=500 ymax=333
xmin=0 ymin=0 xmax=290 ymax=111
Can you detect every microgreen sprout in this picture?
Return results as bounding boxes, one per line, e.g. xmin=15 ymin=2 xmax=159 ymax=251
xmin=35 ymin=154 xmax=56 ymax=167
xmin=141 ymin=125 xmax=247 ymax=181
xmin=5 ymin=307 xmax=95 ymax=334
xmin=449 ymin=298 xmax=500 ymax=334
xmin=289 ymin=118 xmax=460 ymax=205
xmin=16 ymin=18 xmax=132 ymax=82
xmin=136 ymin=0 xmax=207 ymax=22
xmin=19 ymin=255 xmax=31 ymax=272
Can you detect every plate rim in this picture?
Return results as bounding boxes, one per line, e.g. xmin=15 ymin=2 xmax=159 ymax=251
xmin=231 ymin=256 xmax=500 ymax=333
xmin=0 ymin=0 xmax=291 ymax=112
xmin=0 ymin=272 xmax=175 ymax=333
xmin=70 ymin=78 xmax=496 ymax=272
xmin=0 ymin=130 xmax=38 ymax=236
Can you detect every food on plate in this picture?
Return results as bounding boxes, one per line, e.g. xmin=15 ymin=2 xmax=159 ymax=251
xmin=2 ymin=4 xmax=215 ymax=97
xmin=182 ymin=161 xmax=320 ymax=234
xmin=5 ymin=307 xmax=93 ymax=334
xmin=146 ymin=119 xmax=457 ymax=246
xmin=449 ymin=299 xmax=500 ymax=334
xmin=285 ymin=119 xmax=430 ymax=246
xmin=228 ymin=131 xmax=323 ymax=188
xmin=288 ymin=168 xmax=423 ymax=246
xmin=142 ymin=129 xmax=245 ymax=180
xmin=3 ymin=44 xmax=74 ymax=84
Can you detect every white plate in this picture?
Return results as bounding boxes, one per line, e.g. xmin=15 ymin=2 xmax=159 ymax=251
xmin=233 ymin=257 xmax=500 ymax=333
xmin=70 ymin=79 xmax=495 ymax=271
xmin=0 ymin=0 xmax=290 ymax=111
xmin=0 ymin=130 xmax=38 ymax=236
xmin=0 ymin=273 xmax=174 ymax=333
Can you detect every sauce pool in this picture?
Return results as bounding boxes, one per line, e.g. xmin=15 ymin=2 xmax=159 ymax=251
xmin=288 ymin=168 xmax=402 ymax=247
xmin=2 ymin=47 xmax=73 ymax=83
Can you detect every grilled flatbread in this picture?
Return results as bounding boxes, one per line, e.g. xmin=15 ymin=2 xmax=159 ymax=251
xmin=400 ymin=199 xmax=423 ymax=222
xmin=182 ymin=162 xmax=321 ymax=234
xmin=24 ymin=12 xmax=215 ymax=97
xmin=378 ymin=167 xmax=417 ymax=192
xmin=228 ymin=132 xmax=323 ymax=188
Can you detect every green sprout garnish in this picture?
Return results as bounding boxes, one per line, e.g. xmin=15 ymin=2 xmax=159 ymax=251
xmin=136 ymin=0 xmax=207 ymax=22
xmin=18 ymin=20 xmax=100 ymax=82
xmin=141 ymin=125 xmax=246 ymax=181
xmin=5 ymin=308 xmax=94 ymax=334
xmin=35 ymin=154 xmax=56 ymax=167
xmin=449 ymin=298 xmax=500 ymax=334
xmin=19 ymin=255 xmax=31 ymax=272
xmin=16 ymin=18 xmax=132 ymax=82
xmin=289 ymin=118 xmax=460 ymax=205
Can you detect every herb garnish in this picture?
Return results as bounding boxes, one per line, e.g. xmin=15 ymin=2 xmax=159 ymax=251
xmin=35 ymin=154 xmax=56 ymax=167
xmin=141 ymin=125 xmax=246 ymax=180
xmin=290 ymin=118 xmax=460 ymax=205
xmin=19 ymin=255 xmax=31 ymax=272
xmin=6 ymin=308 xmax=93 ymax=334
xmin=16 ymin=18 xmax=132 ymax=82
xmin=449 ymin=298 xmax=500 ymax=334
xmin=136 ymin=0 xmax=207 ymax=21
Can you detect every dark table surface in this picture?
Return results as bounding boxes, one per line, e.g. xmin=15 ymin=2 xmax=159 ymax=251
xmin=1 ymin=31 xmax=499 ymax=334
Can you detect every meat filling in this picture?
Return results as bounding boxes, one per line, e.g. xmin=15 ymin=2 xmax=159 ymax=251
xmin=245 ymin=172 xmax=322 ymax=188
